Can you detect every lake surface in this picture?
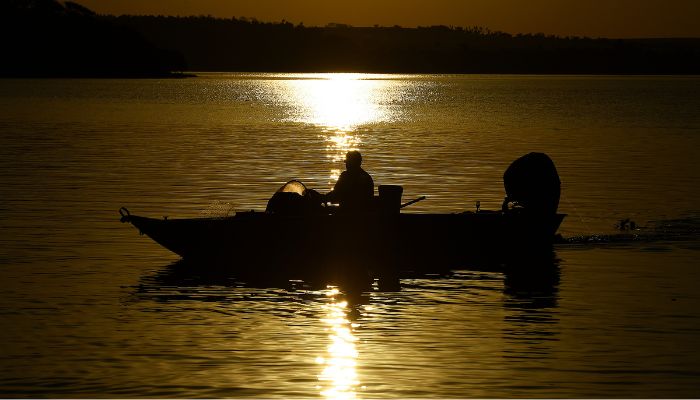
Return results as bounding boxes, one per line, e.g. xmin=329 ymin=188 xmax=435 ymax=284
xmin=0 ymin=73 xmax=699 ymax=397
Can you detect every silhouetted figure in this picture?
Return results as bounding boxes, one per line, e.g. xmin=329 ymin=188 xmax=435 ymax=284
xmin=325 ymin=151 xmax=374 ymax=212
xmin=502 ymin=152 xmax=561 ymax=215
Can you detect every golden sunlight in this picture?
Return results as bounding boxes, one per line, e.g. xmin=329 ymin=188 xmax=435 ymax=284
xmin=281 ymin=73 xmax=397 ymax=184
xmin=317 ymin=286 xmax=360 ymax=400
xmin=286 ymin=73 xmax=388 ymax=131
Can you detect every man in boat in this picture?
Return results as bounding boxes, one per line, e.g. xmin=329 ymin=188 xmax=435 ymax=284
xmin=324 ymin=150 xmax=374 ymax=212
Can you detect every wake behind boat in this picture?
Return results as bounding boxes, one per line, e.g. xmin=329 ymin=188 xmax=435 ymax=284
xmin=120 ymin=153 xmax=565 ymax=277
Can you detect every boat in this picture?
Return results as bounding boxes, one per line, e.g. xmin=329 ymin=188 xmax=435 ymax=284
xmin=120 ymin=153 xmax=565 ymax=278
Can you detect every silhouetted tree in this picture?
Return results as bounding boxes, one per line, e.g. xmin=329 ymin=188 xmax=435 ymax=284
xmin=106 ymin=13 xmax=699 ymax=74
xmin=3 ymin=1 xmax=699 ymax=76
xmin=1 ymin=0 xmax=186 ymax=77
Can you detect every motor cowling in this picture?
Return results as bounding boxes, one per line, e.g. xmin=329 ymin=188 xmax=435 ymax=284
xmin=503 ymin=152 xmax=560 ymax=215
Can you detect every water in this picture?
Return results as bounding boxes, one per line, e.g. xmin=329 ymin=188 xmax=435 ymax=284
xmin=0 ymin=73 xmax=699 ymax=397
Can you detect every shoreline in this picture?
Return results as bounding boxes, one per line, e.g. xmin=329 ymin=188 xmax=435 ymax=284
xmin=4 ymin=71 xmax=700 ymax=79
xmin=0 ymin=72 xmax=196 ymax=79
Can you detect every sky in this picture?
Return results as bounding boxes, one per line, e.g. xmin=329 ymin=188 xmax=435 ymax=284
xmin=78 ymin=0 xmax=700 ymax=38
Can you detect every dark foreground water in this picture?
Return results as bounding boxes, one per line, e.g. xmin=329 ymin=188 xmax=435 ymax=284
xmin=0 ymin=74 xmax=699 ymax=397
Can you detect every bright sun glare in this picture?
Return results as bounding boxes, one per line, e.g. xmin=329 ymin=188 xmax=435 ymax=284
xmin=285 ymin=73 xmax=393 ymax=184
xmin=284 ymin=73 xmax=395 ymax=183
xmin=287 ymin=73 xmax=388 ymax=132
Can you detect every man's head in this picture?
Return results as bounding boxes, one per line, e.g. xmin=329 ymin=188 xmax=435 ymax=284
xmin=345 ymin=151 xmax=362 ymax=170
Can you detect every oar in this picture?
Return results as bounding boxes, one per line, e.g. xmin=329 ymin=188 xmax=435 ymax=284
xmin=400 ymin=196 xmax=426 ymax=209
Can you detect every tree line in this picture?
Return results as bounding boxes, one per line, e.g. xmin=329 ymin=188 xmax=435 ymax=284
xmin=3 ymin=0 xmax=699 ymax=76
xmin=112 ymin=15 xmax=700 ymax=74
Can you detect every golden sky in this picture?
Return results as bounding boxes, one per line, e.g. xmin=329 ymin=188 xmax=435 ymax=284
xmin=78 ymin=0 xmax=700 ymax=38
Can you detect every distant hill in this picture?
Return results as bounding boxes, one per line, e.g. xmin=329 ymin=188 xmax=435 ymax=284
xmin=1 ymin=0 xmax=186 ymax=77
xmin=3 ymin=1 xmax=699 ymax=76
xmin=110 ymin=15 xmax=700 ymax=74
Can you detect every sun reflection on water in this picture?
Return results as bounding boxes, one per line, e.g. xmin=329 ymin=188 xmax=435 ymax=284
xmin=284 ymin=74 xmax=394 ymax=185
xmin=286 ymin=73 xmax=389 ymax=132
xmin=326 ymin=131 xmax=362 ymax=182
xmin=316 ymin=286 xmax=360 ymax=399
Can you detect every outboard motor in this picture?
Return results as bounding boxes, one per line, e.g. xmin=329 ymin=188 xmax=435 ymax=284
xmin=503 ymin=152 xmax=560 ymax=215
